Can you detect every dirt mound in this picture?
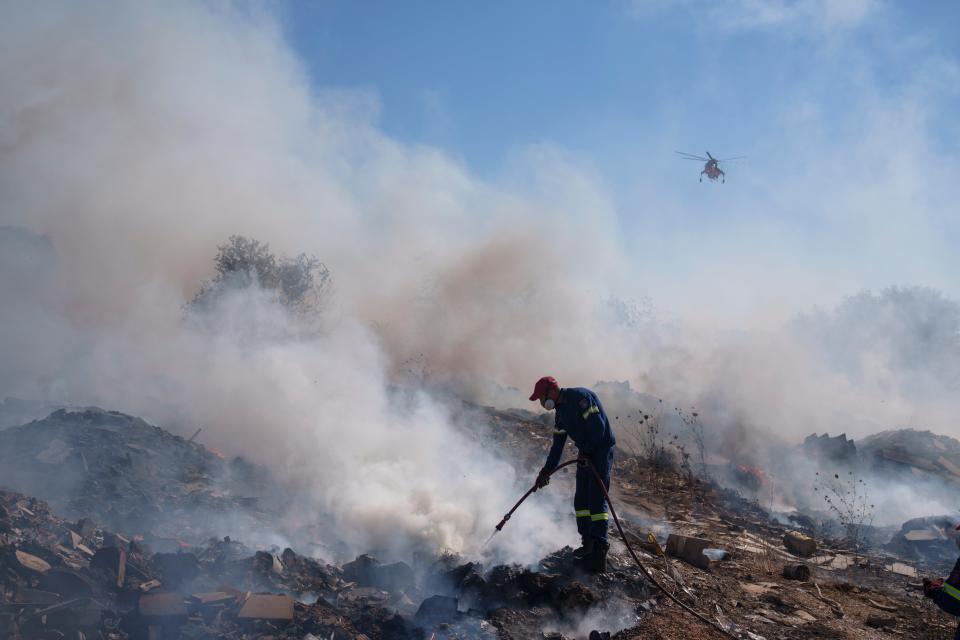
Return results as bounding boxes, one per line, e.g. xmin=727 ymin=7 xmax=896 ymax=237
xmin=0 ymin=408 xmax=274 ymax=547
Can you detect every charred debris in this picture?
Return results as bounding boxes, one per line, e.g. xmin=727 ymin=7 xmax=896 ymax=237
xmin=1 ymin=405 xmax=959 ymax=639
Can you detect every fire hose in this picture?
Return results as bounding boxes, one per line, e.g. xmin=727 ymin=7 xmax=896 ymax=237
xmin=492 ymin=458 xmax=739 ymax=639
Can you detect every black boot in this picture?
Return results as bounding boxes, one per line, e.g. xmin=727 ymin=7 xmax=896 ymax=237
xmin=590 ymin=540 xmax=610 ymax=573
xmin=572 ymin=536 xmax=594 ymax=560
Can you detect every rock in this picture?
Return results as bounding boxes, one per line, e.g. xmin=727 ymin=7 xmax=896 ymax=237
xmin=415 ymin=595 xmax=460 ymax=624
xmin=254 ymin=550 xmax=284 ymax=574
xmin=783 ymin=531 xmax=817 ymax=558
xmin=803 ymin=433 xmax=857 ymax=462
xmin=343 ymin=554 xmax=380 ymax=583
xmin=445 ymin=562 xmax=486 ymax=593
xmin=865 ymin=614 xmax=896 ymax=629
xmin=12 ymin=549 xmax=52 ymax=575
xmin=342 ymin=554 xmax=415 ymax=593
xmin=783 ymin=563 xmax=811 ymax=581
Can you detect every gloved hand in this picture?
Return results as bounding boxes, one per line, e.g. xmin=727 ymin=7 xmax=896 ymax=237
xmin=577 ymin=454 xmax=590 ymax=468
xmin=923 ymin=577 xmax=943 ymax=598
xmin=535 ymin=469 xmax=551 ymax=490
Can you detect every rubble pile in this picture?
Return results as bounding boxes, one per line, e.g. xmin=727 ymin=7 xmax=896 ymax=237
xmin=859 ymin=428 xmax=960 ymax=485
xmin=0 ymin=408 xmax=276 ymax=548
xmin=804 ymin=428 xmax=960 ymax=488
xmin=886 ymin=516 xmax=958 ymax=565
xmin=3 ymin=403 xmax=960 ymax=638
xmin=0 ymin=488 xmax=426 ymax=639
xmin=0 ymin=488 xmax=655 ymax=640
xmin=601 ymin=455 xmax=960 ymax=639
xmin=422 ymin=549 xmax=650 ymax=639
xmin=453 ymin=402 xmax=960 ymax=638
xmin=802 ymin=433 xmax=857 ymax=464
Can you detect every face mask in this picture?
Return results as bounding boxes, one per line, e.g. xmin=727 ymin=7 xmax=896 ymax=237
xmin=543 ymin=398 xmax=555 ymax=411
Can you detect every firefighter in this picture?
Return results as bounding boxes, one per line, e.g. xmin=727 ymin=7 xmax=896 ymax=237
xmin=923 ymin=524 xmax=960 ymax=639
xmin=529 ymin=376 xmax=616 ymax=572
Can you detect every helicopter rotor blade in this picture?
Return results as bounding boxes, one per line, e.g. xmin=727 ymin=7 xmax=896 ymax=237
xmin=706 ymin=151 xmax=715 ymax=160
xmin=719 ymin=156 xmax=746 ymax=161
xmin=674 ymin=151 xmax=709 ymax=161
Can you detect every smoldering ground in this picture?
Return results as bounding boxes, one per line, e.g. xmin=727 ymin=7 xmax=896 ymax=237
xmin=2 ymin=1 xmax=960 ymax=564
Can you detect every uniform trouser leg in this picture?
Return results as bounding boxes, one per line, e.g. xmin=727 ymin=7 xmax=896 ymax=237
xmin=587 ymin=447 xmax=614 ymax=542
xmin=574 ymin=464 xmax=590 ymax=538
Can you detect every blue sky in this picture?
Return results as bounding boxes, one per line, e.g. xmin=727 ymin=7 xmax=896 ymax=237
xmin=282 ymin=1 xmax=958 ymax=173
xmin=276 ymin=1 xmax=960 ymax=317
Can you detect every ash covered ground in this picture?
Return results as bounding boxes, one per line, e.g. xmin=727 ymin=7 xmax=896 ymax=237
xmin=2 ymin=401 xmax=959 ymax=639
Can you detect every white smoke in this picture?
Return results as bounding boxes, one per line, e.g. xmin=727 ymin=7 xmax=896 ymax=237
xmin=0 ymin=1 xmax=619 ymax=562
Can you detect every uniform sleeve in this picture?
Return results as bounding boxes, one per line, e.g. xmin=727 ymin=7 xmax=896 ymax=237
xmin=931 ymin=586 xmax=960 ymax=617
xmin=542 ymin=412 xmax=567 ymax=472
xmin=579 ymin=396 xmax=604 ymax=450
xmin=581 ymin=399 xmax=603 ymax=427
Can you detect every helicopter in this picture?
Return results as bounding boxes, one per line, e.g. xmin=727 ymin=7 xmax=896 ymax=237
xmin=675 ymin=151 xmax=745 ymax=183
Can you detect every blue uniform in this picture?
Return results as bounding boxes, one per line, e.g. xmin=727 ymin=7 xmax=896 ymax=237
xmin=540 ymin=387 xmax=616 ymax=542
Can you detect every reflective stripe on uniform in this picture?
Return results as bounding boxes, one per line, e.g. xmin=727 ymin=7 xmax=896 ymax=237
xmin=943 ymin=582 xmax=960 ymax=601
xmin=575 ymin=509 xmax=591 ymax=518
xmin=554 ymin=429 xmax=567 ymax=435
xmin=582 ymin=405 xmax=600 ymax=420
xmin=590 ymin=513 xmax=609 ymax=521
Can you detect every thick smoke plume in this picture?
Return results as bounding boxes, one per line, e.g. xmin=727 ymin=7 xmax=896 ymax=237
xmin=0 ymin=1 xmax=623 ymax=562
xmin=2 ymin=1 xmax=959 ymax=559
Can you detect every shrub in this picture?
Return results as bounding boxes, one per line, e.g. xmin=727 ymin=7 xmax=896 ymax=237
xmin=189 ymin=235 xmax=330 ymax=316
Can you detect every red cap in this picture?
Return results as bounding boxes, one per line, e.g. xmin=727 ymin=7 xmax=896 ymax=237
xmin=529 ymin=376 xmax=559 ymax=401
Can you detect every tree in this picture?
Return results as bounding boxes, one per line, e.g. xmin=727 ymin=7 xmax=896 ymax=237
xmin=189 ymin=235 xmax=330 ymax=316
